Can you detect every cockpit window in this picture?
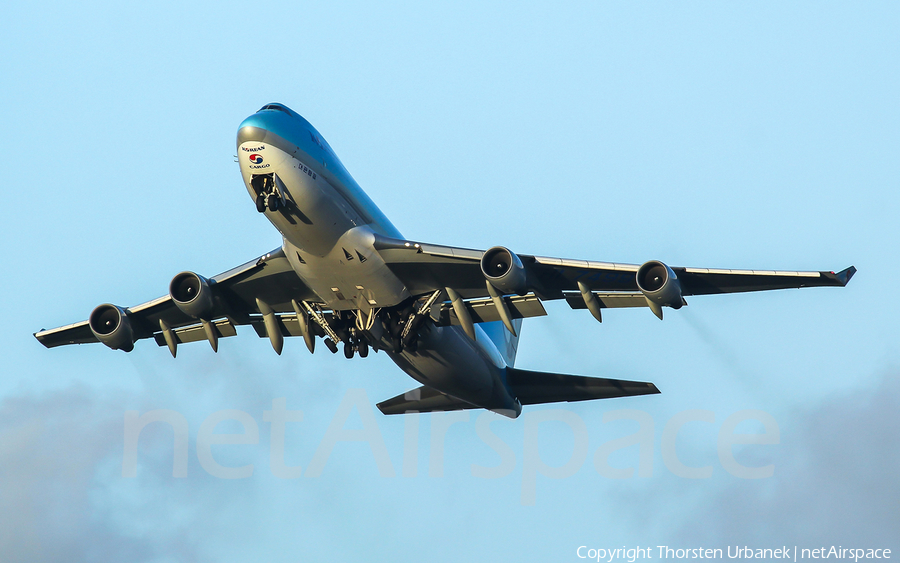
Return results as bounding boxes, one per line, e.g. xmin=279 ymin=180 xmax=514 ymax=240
xmin=259 ymin=104 xmax=290 ymax=114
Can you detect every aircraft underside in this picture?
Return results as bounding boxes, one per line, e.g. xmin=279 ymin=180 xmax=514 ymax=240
xmin=33 ymin=102 xmax=855 ymax=418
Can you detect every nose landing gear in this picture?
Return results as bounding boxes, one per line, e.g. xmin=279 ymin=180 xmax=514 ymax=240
xmin=250 ymin=173 xmax=283 ymax=213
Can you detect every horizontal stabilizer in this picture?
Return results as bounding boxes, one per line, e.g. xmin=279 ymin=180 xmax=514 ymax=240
xmin=506 ymin=368 xmax=659 ymax=405
xmin=377 ymin=369 xmax=660 ymax=415
xmin=377 ymin=386 xmax=477 ymax=415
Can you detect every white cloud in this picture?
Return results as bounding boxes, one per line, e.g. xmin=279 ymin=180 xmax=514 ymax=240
xmin=676 ymin=374 xmax=900 ymax=548
xmin=0 ymin=385 xmax=207 ymax=563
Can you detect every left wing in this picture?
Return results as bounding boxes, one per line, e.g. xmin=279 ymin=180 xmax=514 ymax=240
xmin=34 ymin=248 xmax=317 ymax=353
xmin=374 ymin=235 xmax=855 ymax=320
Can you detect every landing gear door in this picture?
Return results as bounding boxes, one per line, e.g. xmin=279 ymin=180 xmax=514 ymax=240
xmin=273 ymin=173 xmax=292 ymax=206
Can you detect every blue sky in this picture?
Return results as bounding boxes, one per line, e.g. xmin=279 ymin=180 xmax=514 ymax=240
xmin=1 ymin=2 xmax=898 ymax=562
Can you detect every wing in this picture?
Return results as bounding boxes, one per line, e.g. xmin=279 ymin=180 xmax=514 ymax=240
xmin=374 ymin=234 xmax=855 ymax=321
xmin=34 ymin=247 xmax=318 ymax=351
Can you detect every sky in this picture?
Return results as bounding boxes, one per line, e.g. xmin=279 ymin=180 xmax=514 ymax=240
xmin=1 ymin=2 xmax=898 ymax=562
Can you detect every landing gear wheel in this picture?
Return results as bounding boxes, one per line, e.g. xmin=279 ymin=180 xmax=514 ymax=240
xmin=358 ymin=341 xmax=369 ymax=358
xmin=324 ymin=338 xmax=338 ymax=354
xmin=255 ymin=194 xmax=266 ymax=213
xmin=268 ymin=196 xmax=280 ymax=212
xmin=343 ymin=341 xmax=354 ymax=359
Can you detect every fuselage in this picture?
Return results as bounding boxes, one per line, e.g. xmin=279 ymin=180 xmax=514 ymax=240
xmin=237 ymin=103 xmax=521 ymax=417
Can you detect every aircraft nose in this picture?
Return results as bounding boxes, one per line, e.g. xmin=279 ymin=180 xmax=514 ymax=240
xmin=237 ymin=103 xmax=294 ymax=142
xmin=237 ymin=116 xmax=270 ymax=147
xmin=236 ymin=111 xmax=290 ymax=172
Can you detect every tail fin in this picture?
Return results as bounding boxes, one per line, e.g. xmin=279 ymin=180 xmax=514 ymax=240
xmin=479 ymin=319 xmax=523 ymax=367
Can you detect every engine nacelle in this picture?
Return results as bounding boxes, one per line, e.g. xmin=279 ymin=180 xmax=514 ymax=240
xmin=89 ymin=303 xmax=135 ymax=352
xmin=636 ymin=260 xmax=684 ymax=309
xmin=481 ymin=246 xmax=527 ymax=295
xmin=169 ymin=271 xmax=215 ymax=319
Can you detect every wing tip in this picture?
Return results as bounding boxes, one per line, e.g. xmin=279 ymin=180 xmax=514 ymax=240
xmin=830 ymin=265 xmax=857 ymax=286
xmin=34 ymin=330 xmax=49 ymax=347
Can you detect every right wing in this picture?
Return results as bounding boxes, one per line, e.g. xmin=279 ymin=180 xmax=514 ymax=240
xmin=375 ymin=235 xmax=854 ymax=299
xmin=34 ymin=248 xmax=317 ymax=351
xmin=374 ymin=235 xmax=855 ymax=322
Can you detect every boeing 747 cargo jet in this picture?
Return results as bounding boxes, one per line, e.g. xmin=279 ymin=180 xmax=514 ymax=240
xmin=35 ymin=103 xmax=855 ymax=418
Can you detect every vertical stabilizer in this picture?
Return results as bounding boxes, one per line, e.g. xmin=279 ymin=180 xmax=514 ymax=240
xmin=479 ymin=319 xmax=522 ymax=367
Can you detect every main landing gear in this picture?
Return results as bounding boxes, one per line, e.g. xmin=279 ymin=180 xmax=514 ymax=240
xmin=385 ymin=290 xmax=442 ymax=353
xmin=296 ymin=297 xmax=438 ymax=358
xmin=300 ymin=304 xmax=375 ymax=360
xmin=342 ymin=328 xmax=369 ymax=359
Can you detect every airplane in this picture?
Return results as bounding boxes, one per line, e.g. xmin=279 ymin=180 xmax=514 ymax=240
xmin=34 ymin=102 xmax=856 ymax=418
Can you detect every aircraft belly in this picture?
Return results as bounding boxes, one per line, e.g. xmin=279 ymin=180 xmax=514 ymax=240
xmin=387 ymin=324 xmax=520 ymax=415
xmin=284 ymin=227 xmax=410 ymax=311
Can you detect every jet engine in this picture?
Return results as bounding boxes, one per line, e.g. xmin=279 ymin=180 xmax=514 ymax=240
xmin=481 ymin=246 xmax=528 ymax=295
xmin=169 ymin=271 xmax=215 ymax=319
xmin=636 ymin=260 xmax=684 ymax=309
xmin=89 ymin=304 xmax=135 ymax=351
